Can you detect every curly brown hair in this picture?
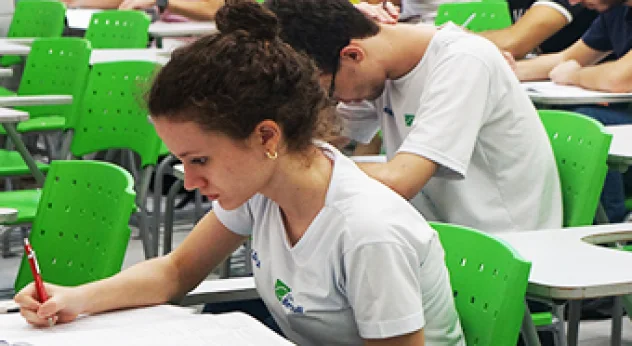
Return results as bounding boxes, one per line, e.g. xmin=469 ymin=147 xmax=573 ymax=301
xmin=147 ymin=0 xmax=330 ymax=153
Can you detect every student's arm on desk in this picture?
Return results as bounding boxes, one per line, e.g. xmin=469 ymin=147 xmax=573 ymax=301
xmin=481 ymin=5 xmax=568 ymax=59
xmin=61 ymin=0 xmax=122 ymax=8
xmin=365 ymin=330 xmax=425 ymax=346
xmin=14 ymin=211 xmax=246 ymax=327
xmin=119 ymin=0 xmax=223 ymax=20
xmin=550 ymin=48 xmax=632 ymax=92
xmin=358 ymin=152 xmax=437 ymax=200
xmin=512 ymin=40 xmax=607 ymax=81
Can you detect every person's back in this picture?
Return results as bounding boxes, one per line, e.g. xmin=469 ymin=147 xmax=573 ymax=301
xmin=339 ymin=24 xmax=562 ymax=232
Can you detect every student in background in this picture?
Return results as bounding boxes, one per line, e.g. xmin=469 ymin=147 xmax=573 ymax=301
xmin=506 ymin=0 xmax=632 ymax=223
xmin=481 ymin=0 xmax=597 ymax=59
xmin=266 ymin=0 xmax=562 ymax=233
xmin=15 ymin=1 xmax=465 ymax=345
xmin=60 ymin=0 xmax=220 ymax=21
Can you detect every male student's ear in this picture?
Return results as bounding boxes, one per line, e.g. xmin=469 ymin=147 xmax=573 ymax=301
xmin=340 ymin=45 xmax=366 ymax=65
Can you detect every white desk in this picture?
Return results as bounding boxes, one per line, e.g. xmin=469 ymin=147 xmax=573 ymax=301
xmin=90 ymin=48 xmax=171 ymax=65
xmin=181 ymin=277 xmax=259 ymax=306
xmin=0 ymin=107 xmax=46 ymax=185
xmin=0 ymin=37 xmax=35 ymax=45
xmin=499 ymin=223 xmax=632 ymax=346
xmin=149 ymin=21 xmax=217 ymax=38
xmin=0 ymin=207 xmax=17 ymax=223
xmin=0 ymin=304 xmax=291 ymax=345
xmin=523 ymin=81 xmax=632 ymax=105
xmin=0 ymin=95 xmax=72 ymax=107
xmin=605 ymin=125 xmax=632 ymax=170
xmin=0 ymin=68 xmax=12 ymax=78
xmin=0 ymin=41 xmax=30 ymax=56
xmin=65 ymin=8 xmax=102 ymax=30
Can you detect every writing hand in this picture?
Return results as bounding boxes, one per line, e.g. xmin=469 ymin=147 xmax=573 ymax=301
xmin=14 ymin=282 xmax=84 ymax=327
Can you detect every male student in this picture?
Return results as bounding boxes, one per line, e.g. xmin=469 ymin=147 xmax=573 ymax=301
xmin=265 ymin=0 xmax=563 ymax=233
xmin=507 ymin=0 xmax=632 ymax=223
xmin=480 ymin=0 xmax=598 ymax=59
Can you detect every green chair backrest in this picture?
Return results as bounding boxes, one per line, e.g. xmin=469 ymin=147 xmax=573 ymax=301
xmin=435 ymin=1 xmax=511 ymax=32
xmin=14 ymin=160 xmax=136 ymax=292
xmin=69 ymin=61 xmax=162 ymax=168
xmin=538 ymin=110 xmax=612 ymax=227
xmin=15 ymin=38 xmax=91 ymax=124
xmin=430 ymin=222 xmax=531 ymax=346
xmin=85 ymin=10 xmax=150 ymax=49
xmin=1 ymin=0 xmax=66 ymax=66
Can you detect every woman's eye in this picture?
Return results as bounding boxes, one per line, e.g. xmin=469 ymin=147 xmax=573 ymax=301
xmin=190 ymin=157 xmax=208 ymax=165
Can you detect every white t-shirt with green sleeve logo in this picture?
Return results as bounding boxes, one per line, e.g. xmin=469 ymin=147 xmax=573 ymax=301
xmin=338 ymin=23 xmax=562 ymax=233
xmin=213 ymin=142 xmax=464 ymax=346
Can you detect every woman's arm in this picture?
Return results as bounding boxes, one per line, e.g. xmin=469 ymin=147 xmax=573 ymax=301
xmin=15 ymin=211 xmax=247 ymax=327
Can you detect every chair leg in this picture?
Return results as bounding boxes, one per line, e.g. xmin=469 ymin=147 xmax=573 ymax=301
xmin=521 ymin=301 xmax=543 ymax=346
xmin=163 ymin=179 xmax=183 ymax=256
xmin=567 ymin=300 xmax=582 ymax=346
xmin=552 ymin=303 xmax=568 ymax=346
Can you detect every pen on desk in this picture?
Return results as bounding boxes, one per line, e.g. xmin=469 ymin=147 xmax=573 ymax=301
xmin=24 ymin=238 xmax=54 ymax=327
xmin=461 ymin=13 xmax=476 ymax=29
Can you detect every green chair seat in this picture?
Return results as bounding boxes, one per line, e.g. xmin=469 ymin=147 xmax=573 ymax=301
xmin=0 ymin=189 xmax=42 ymax=225
xmin=0 ymin=150 xmax=49 ymax=176
xmin=435 ymin=2 xmax=512 ymax=32
xmin=0 ymin=88 xmax=16 ymax=97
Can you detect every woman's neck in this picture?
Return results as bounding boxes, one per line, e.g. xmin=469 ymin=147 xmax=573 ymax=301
xmin=262 ymin=145 xmax=333 ymax=245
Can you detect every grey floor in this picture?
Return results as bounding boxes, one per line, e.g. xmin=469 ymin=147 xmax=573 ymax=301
xmin=1 ymin=213 xmax=632 ymax=345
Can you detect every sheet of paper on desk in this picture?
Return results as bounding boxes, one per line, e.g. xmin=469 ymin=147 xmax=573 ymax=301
xmin=0 ymin=307 xmax=293 ymax=345
xmin=522 ymin=81 xmax=632 ymax=98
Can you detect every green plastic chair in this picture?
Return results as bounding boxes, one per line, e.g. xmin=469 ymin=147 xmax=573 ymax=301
xmin=0 ymin=0 xmax=66 ymax=67
xmin=85 ymin=10 xmax=151 ymax=49
xmin=14 ymin=160 xmax=135 ymax=293
xmin=0 ymin=38 xmax=92 ymax=136
xmin=530 ymin=110 xmax=613 ymax=342
xmin=434 ymin=1 xmax=511 ymax=32
xmin=539 ymin=109 xmax=612 ymax=227
xmin=60 ymin=61 xmax=162 ymax=258
xmin=0 ymin=62 xmax=160 ymax=242
xmin=430 ymin=222 xmax=532 ymax=346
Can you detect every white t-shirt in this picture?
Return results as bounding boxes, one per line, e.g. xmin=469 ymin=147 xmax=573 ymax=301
xmin=338 ymin=24 xmax=562 ymax=233
xmin=214 ymin=142 xmax=464 ymax=346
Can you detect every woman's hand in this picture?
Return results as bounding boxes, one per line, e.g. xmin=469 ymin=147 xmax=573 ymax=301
xmin=14 ymin=282 xmax=85 ymax=327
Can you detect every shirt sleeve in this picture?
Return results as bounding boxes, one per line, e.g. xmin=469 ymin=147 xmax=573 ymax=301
xmin=212 ymin=200 xmax=254 ymax=236
xmin=532 ymin=0 xmax=580 ymax=23
xmin=397 ymin=52 xmax=491 ymax=179
xmin=343 ymin=242 xmax=425 ymax=339
xmin=581 ymin=14 xmax=612 ymax=52
xmin=336 ymin=101 xmax=381 ymax=144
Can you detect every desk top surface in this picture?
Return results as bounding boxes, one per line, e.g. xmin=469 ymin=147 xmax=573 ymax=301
xmin=0 ymin=107 xmax=28 ymax=122
xmin=498 ymin=223 xmax=632 ymax=300
xmin=605 ymin=124 xmax=632 ymax=161
xmin=148 ymin=21 xmax=217 ymax=37
xmin=0 ymin=304 xmax=292 ymax=345
xmin=0 ymin=207 xmax=17 ymax=223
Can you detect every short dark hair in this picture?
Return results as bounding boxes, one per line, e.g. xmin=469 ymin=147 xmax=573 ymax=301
xmin=147 ymin=0 xmax=329 ymax=153
xmin=265 ymin=0 xmax=380 ymax=74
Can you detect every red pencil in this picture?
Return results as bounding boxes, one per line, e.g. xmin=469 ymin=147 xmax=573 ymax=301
xmin=24 ymin=238 xmax=53 ymax=326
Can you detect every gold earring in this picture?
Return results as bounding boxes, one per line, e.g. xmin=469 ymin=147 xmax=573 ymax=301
xmin=266 ymin=150 xmax=278 ymax=160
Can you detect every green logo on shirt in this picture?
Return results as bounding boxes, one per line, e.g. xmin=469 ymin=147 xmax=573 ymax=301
xmin=275 ymin=279 xmax=291 ymax=301
xmin=404 ymin=114 xmax=415 ymax=127
xmin=274 ymin=279 xmax=304 ymax=314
